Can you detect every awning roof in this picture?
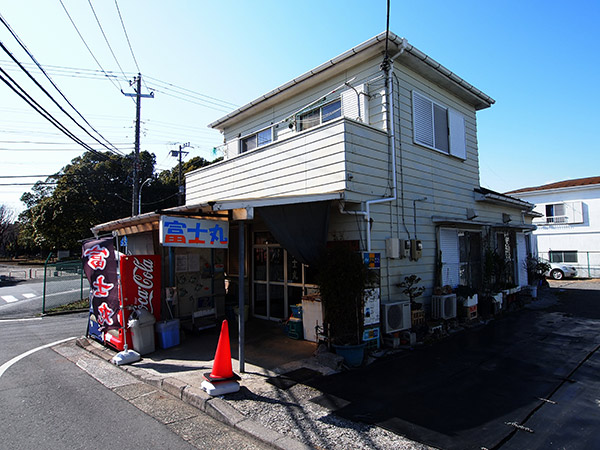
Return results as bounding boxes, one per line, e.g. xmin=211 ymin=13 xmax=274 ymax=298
xmin=90 ymin=192 xmax=343 ymax=237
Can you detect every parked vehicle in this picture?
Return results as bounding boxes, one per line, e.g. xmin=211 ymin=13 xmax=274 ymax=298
xmin=545 ymin=263 xmax=577 ymax=280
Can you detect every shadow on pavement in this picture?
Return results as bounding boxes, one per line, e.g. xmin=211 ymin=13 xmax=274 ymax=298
xmin=306 ymin=286 xmax=600 ymax=450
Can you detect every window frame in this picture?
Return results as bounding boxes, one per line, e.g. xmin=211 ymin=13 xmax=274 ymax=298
xmin=297 ymin=99 xmax=342 ymax=132
xmin=240 ymin=127 xmax=273 ymax=154
xmin=412 ymin=91 xmax=466 ymax=159
xmin=549 ymin=250 xmax=578 ymax=263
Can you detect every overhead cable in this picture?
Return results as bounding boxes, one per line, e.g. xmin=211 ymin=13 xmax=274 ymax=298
xmin=0 ymin=68 xmax=108 ymax=160
xmin=0 ymin=14 xmax=125 ymax=155
xmin=88 ymin=0 xmax=128 ymax=81
xmin=58 ymin=0 xmax=127 ymax=94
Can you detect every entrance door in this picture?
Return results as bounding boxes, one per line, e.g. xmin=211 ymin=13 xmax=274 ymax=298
xmin=252 ymin=231 xmax=316 ymax=321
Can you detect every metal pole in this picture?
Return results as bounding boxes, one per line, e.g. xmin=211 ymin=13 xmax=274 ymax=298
xmin=122 ymin=74 xmax=153 ymax=217
xmin=42 ymin=252 xmax=52 ymax=314
xmin=132 ymin=74 xmax=141 ymax=216
xmin=238 ymin=222 xmax=245 ymax=373
xmin=178 ymin=144 xmax=183 ymax=205
xmin=138 ymin=178 xmax=151 ymax=215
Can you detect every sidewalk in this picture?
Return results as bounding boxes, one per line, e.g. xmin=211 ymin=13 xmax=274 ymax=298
xmin=76 ymin=319 xmax=425 ymax=450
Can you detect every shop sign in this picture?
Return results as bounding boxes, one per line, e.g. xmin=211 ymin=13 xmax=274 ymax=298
xmin=159 ymin=215 xmax=229 ymax=248
xmin=363 ymin=252 xmax=380 ymax=268
xmin=119 ymin=255 xmax=161 ymax=320
xmin=82 ymin=237 xmax=120 ymax=333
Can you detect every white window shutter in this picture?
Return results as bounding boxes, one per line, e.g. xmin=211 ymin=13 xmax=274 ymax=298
xmin=448 ymin=109 xmax=466 ymax=160
xmin=413 ymin=91 xmax=434 ymax=147
xmin=440 ymin=228 xmax=460 ymax=288
xmin=567 ymin=201 xmax=584 ymax=224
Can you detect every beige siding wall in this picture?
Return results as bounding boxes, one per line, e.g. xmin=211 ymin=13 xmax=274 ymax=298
xmin=189 ymin=52 xmax=528 ymax=304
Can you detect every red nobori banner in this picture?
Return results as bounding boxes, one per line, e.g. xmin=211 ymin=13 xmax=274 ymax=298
xmin=119 ymin=255 xmax=161 ymax=321
xmin=82 ymin=238 xmax=120 ymax=332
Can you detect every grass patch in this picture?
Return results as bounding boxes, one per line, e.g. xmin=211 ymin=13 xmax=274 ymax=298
xmin=45 ymin=298 xmax=88 ymax=314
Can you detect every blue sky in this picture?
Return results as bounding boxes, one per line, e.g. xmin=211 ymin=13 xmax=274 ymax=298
xmin=1 ymin=0 xmax=598 ymax=213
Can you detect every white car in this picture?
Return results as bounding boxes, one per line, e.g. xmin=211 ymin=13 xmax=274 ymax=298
xmin=545 ymin=263 xmax=577 ymax=280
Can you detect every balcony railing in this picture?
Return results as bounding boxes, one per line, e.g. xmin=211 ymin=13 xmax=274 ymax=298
xmin=185 ymin=119 xmax=388 ymax=206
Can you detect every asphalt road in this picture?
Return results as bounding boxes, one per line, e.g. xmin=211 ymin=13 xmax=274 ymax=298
xmin=307 ymin=280 xmax=600 ymax=450
xmin=0 ymin=278 xmax=89 ymax=318
xmin=0 ymin=313 xmax=268 ymax=449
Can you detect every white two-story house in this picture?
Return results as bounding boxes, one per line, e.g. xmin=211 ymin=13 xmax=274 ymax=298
xmin=181 ymin=31 xmax=537 ymax=327
xmin=508 ymin=176 xmax=600 ymax=278
xmin=91 ymin=32 xmax=538 ymax=343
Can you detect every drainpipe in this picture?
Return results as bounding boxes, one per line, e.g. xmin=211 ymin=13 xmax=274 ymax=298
xmin=339 ymin=40 xmax=408 ymax=251
xmin=364 ymin=39 xmax=408 ymax=251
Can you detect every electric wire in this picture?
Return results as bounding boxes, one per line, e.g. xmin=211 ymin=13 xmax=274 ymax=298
xmin=148 ymin=87 xmax=233 ymax=113
xmin=0 ymin=40 xmax=126 ymax=156
xmin=144 ymin=75 xmax=239 ymax=109
xmin=88 ymin=0 xmax=128 ymax=81
xmin=58 ymin=0 xmax=127 ymax=95
xmin=0 ymin=14 xmax=125 ymax=156
xmin=0 ymin=68 xmax=109 ymax=160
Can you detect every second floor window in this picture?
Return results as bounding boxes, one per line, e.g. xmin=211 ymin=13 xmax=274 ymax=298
xmin=412 ymin=91 xmax=466 ymax=159
xmin=545 ymin=203 xmax=566 ymax=223
xmin=298 ymin=99 xmax=341 ymax=131
xmin=241 ymin=128 xmax=272 ymax=153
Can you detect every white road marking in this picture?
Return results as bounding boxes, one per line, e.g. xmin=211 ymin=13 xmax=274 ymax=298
xmin=1 ymin=295 xmax=18 ymax=303
xmin=22 ymin=293 xmax=36 ymax=299
xmin=0 ymin=318 xmax=42 ymax=323
xmin=0 ymin=336 xmax=77 ymax=379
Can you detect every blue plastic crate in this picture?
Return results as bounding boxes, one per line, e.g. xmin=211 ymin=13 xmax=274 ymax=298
xmin=290 ymin=304 xmax=302 ymax=319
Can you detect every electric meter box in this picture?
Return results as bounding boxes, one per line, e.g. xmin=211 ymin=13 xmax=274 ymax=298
xmin=385 ymin=238 xmax=400 ymax=259
xmin=410 ymin=239 xmax=423 ymax=260
xmin=401 ymin=239 xmax=411 ymax=258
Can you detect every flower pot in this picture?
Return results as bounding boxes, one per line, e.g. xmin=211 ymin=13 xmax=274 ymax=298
xmin=333 ymin=343 xmax=366 ymax=367
xmin=529 ymin=285 xmax=538 ymax=299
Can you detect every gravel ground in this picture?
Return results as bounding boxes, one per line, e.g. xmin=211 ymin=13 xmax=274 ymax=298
xmin=227 ymin=367 xmax=433 ymax=450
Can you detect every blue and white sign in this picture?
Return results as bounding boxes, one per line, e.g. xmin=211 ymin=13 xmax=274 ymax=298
xmin=159 ymin=215 xmax=229 ymax=248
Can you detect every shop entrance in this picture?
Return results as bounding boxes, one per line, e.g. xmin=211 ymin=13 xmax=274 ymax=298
xmin=252 ymin=231 xmax=317 ymax=321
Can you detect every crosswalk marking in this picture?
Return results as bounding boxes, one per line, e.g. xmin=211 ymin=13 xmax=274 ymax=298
xmin=1 ymin=295 xmax=19 ymax=303
xmin=22 ymin=293 xmax=36 ymax=299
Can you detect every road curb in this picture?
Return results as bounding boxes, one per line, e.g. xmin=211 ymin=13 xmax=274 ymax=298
xmin=75 ymin=337 xmax=313 ymax=450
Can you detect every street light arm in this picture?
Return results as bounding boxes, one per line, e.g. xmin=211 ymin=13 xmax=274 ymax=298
xmin=138 ymin=178 xmax=152 ymax=215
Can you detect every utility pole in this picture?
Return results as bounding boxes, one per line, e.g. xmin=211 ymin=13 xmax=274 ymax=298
xmin=171 ymin=142 xmax=190 ymax=205
xmin=122 ymin=74 xmax=154 ymax=216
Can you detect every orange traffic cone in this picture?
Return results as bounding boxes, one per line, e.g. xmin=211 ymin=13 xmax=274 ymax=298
xmin=204 ymin=319 xmax=240 ymax=382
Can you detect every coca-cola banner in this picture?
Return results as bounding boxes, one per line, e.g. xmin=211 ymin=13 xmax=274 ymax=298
xmin=120 ymin=255 xmax=161 ymax=320
xmin=82 ymin=238 xmax=120 ymax=332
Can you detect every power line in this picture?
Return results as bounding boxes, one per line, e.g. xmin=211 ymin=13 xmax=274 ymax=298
xmin=144 ymin=75 xmax=239 ymax=108
xmin=0 ymin=67 xmax=108 ymax=160
xmin=88 ymin=0 xmax=128 ymax=81
xmin=114 ymin=0 xmax=149 ymax=92
xmin=0 ymin=14 xmax=125 ymax=156
xmin=58 ymin=0 xmax=126 ymax=94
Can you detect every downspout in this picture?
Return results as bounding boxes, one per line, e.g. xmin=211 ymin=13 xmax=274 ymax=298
xmin=365 ymin=38 xmax=408 ymax=251
xmin=339 ymin=39 xmax=408 ymax=251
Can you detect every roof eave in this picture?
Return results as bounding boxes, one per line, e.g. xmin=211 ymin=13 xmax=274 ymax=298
xmin=208 ymin=31 xmax=494 ymax=130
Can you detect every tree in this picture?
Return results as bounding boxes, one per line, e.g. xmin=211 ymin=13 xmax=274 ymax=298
xmin=18 ymin=151 xmax=221 ymax=253
xmin=0 ymin=205 xmax=16 ymax=256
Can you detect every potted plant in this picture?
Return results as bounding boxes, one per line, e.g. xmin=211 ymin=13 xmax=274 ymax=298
xmin=316 ymin=243 xmax=372 ymax=367
xmin=524 ymin=256 xmax=551 ymax=299
xmin=397 ymin=275 xmax=425 ymax=309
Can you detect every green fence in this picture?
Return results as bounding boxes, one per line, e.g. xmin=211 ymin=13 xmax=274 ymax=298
xmin=42 ymin=256 xmax=87 ymax=313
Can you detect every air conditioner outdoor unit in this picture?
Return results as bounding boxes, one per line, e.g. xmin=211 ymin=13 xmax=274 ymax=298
xmin=432 ymin=294 xmax=457 ymax=319
xmin=382 ymin=301 xmax=411 ymax=333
